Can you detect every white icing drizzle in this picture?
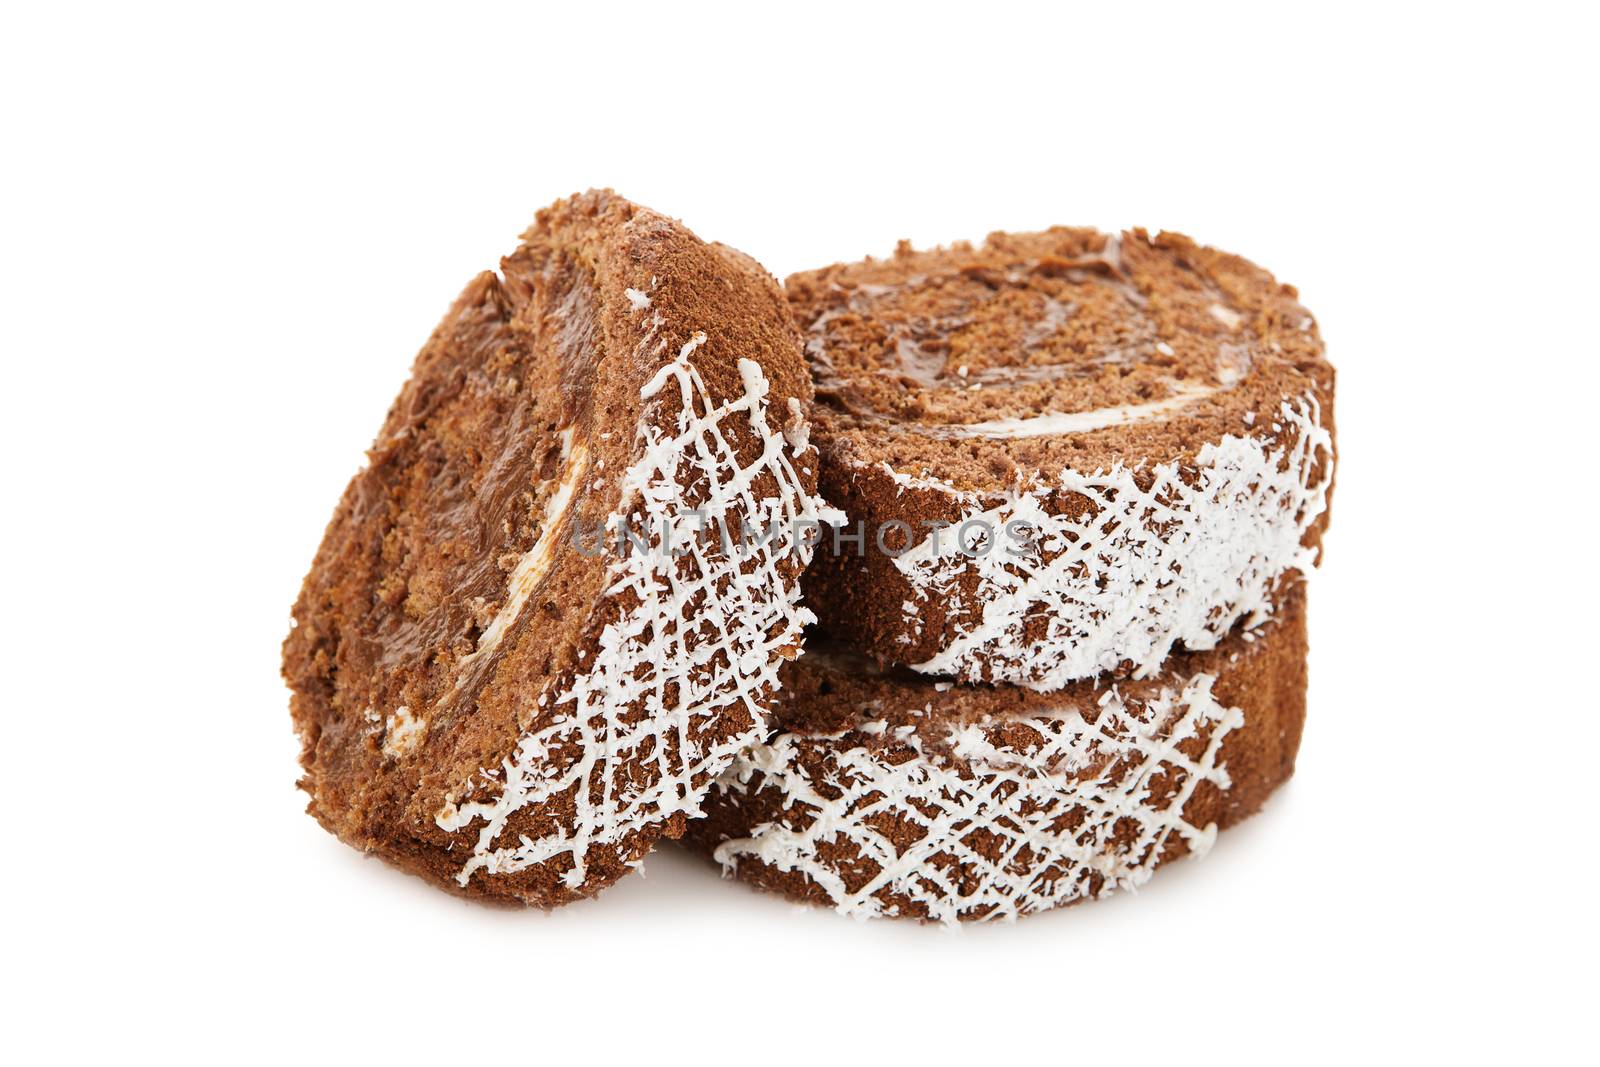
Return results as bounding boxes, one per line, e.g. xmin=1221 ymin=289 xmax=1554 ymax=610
xmin=782 ymin=396 xmax=811 ymax=453
xmin=436 ymin=300 xmax=840 ymax=891
xmin=711 ymin=673 xmax=1243 ymax=924
xmin=891 ymin=394 xmax=1332 ymax=689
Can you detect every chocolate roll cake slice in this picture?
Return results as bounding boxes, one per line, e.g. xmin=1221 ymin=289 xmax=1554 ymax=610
xmin=283 ymin=191 xmax=837 ymax=905
xmin=685 ymin=589 xmax=1308 ymax=924
xmin=790 ymin=229 xmax=1335 ymax=689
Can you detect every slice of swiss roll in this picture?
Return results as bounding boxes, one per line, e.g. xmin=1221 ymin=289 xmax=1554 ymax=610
xmin=789 ymin=229 xmax=1334 ymax=690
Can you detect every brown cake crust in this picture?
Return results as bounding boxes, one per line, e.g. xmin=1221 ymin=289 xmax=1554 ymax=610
xmin=283 ymin=190 xmax=831 ymax=905
xmin=683 ymin=588 xmax=1309 ymax=923
xmin=789 ymin=229 xmax=1335 ymax=690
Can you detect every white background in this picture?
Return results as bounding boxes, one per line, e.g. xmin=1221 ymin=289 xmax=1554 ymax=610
xmin=5 ymin=2 xmax=1595 ymax=1061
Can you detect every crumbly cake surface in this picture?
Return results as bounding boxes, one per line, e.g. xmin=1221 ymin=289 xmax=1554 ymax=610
xmin=283 ymin=190 xmax=834 ymax=905
xmin=684 ymin=589 xmax=1308 ymax=923
xmin=789 ymin=229 xmax=1336 ymax=689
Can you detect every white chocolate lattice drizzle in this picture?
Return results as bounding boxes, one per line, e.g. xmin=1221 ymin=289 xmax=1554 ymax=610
xmin=436 ymin=300 xmax=841 ymax=892
xmin=797 ymin=228 xmax=1335 ymax=691
xmin=887 ymin=394 xmax=1333 ymax=689
xmin=710 ymin=672 xmax=1244 ymax=924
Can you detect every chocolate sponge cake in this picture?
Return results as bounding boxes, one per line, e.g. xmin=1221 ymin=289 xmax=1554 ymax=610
xmin=283 ymin=191 xmax=837 ymax=905
xmin=685 ymin=589 xmax=1309 ymax=924
xmin=790 ymin=230 xmax=1335 ymax=689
